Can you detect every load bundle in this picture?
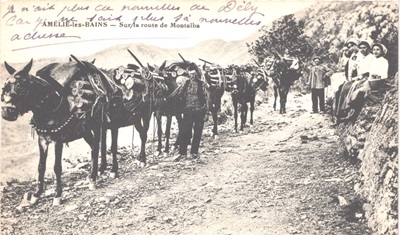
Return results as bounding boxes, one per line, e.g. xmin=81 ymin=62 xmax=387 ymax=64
xmin=112 ymin=64 xmax=168 ymax=113
xmin=35 ymin=58 xmax=112 ymax=118
xmin=200 ymin=58 xmax=226 ymax=90
xmin=68 ymin=80 xmax=96 ymax=113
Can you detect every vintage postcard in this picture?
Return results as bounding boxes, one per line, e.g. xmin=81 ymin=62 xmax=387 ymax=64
xmin=1 ymin=0 xmax=398 ymax=234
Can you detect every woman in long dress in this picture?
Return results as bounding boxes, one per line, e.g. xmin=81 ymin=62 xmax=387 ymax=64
xmin=337 ymin=42 xmax=389 ymax=121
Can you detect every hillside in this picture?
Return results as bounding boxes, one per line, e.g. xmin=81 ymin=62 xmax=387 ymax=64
xmin=298 ymin=1 xmax=398 ymax=73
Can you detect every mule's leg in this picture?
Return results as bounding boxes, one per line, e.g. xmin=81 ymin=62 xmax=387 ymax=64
xmin=250 ymin=95 xmax=255 ymax=125
xmin=133 ymin=120 xmax=144 ymax=164
xmin=155 ymin=113 xmax=163 ymax=155
xmin=212 ymin=98 xmax=221 ymax=138
xmin=240 ymin=102 xmax=248 ymax=131
xmin=211 ymin=106 xmax=218 ymax=136
xmin=278 ymin=88 xmax=287 ymax=114
xmin=53 ymin=140 xmax=63 ymax=205
xmin=134 ymin=115 xmax=150 ymax=167
xmin=88 ymin=125 xmax=101 ymax=189
xmin=141 ymin=114 xmax=151 ymax=164
xmin=31 ymin=135 xmax=50 ymax=204
xmin=110 ymin=128 xmax=118 ymax=178
xmin=99 ymin=127 xmax=107 ymax=175
xmin=164 ymin=116 xmax=172 ymax=154
xmin=232 ymin=95 xmax=238 ymax=133
xmin=273 ymin=86 xmax=278 ymax=111
xmin=282 ymin=88 xmax=289 ymax=114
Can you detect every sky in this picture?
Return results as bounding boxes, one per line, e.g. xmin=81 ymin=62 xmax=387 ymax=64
xmin=0 ymin=0 xmax=317 ymax=63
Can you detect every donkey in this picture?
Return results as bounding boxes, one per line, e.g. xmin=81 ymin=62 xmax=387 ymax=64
xmin=201 ymin=60 xmax=226 ymax=139
xmin=1 ymin=58 xmax=112 ymax=205
xmin=264 ymin=54 xmax=303 ymax=114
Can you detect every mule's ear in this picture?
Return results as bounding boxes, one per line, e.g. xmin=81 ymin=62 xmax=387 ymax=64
xmin=91 ymin=59 xmax=96 ymax=64
xmin=147 ymin=63 xmax=154 ymax=71
xmin=21 ymin=59 xmax=33 ymax=74
xmin=69 ymin=57 xmax=72 ymax=62
xmin=4 ymin=61 xmax=16 ymax=75
xmin=159 ymin=61 xmax=166 ymax=71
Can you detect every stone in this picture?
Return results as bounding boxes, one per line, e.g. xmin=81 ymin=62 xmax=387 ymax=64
xmin=75 ymin=162 xmax=90 ymax=169
xmin=337 ymin=196 xmax=348 ymax=206
xmin=64 ymin=204 xmax=79 ymax=212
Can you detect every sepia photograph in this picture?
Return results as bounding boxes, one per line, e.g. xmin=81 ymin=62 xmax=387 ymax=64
xmin=0 ymin=0 xmax=398 ymax=234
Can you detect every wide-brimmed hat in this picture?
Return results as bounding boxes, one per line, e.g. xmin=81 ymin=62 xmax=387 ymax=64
xmin=372 ymin=43 xmax=388 ymax=56
xmin=358 ymin=40 xmax=371 ymax=49
xmin=345 ymin=38 xmax=358 ymax=47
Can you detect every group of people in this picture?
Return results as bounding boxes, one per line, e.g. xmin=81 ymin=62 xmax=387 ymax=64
xmin=306 ymin=37 xmax=390 ymax=120
xmin=176 ymin=38 xmax=391 ymax=159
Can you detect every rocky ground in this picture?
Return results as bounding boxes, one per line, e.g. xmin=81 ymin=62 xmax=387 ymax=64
xmin=0 ymin=92 xmax=371 ymax=235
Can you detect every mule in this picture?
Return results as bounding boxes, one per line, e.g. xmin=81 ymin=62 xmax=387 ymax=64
xmin=225 ymin=65 xmax=259 ymax=132
xmin=99 ymin=50 xmax=169 ymax=170
xmin=1 ymin=58 xmax=113 ymax=205
xmin=201 ymin=60 xmax=226 ymax=139
xmin=264 ymin=54 xmax=303 ymax=114
xmin=150 ymin=61 xmax=189 ymax=157
xmin=153 ymin=58 xmax=210 ymax=156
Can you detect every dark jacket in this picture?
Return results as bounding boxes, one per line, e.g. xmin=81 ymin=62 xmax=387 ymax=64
xmin=182 ymin=78 xmax=210 ymax=112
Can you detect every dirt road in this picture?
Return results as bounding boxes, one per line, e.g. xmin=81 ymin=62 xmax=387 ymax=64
xmin=1 ymin=93 xmax=371 ymax=235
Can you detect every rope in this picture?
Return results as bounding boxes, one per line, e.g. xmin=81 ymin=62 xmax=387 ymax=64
xmin=151 ymin=74 xmax=156 ymax=162
xmin=100 ymin=105 xmax=104 ymax=163
xmin=166 ymin=85 xmax=184 ymax=99
xmin=131 ymin=124 xmax=135 ymax=159
xmin=31 ymin=127 xmax=35 ymax=139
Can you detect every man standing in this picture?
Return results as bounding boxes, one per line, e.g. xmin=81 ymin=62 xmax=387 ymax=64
xmin=307 ymin=56 xmax=333 ymax=114
xmin=174 ymin=63 xmax=210 ymax=161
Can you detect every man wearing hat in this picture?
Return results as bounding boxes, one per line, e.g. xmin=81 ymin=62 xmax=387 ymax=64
xmin=174 ymin=63 xmax=211 ymax=161
xmin=307 ymin=56 xmax=333 ymax=113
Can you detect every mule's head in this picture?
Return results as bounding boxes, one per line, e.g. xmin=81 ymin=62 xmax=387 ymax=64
xmin=1 ymin=59 xmax=33 ymax=121
xmin=285 ymin=57 xmax=304 ymax=82
xmin=250 ymin=68 xmax=268 ymax=91
xmin=154 ymin=61 xmax=177 ymax=89
xmin=263 ymin=54 xmax=303 ymax=83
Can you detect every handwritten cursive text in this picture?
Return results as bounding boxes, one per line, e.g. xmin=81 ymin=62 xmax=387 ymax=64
xmin=11 ymin=31 xmax=81 ymax=41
